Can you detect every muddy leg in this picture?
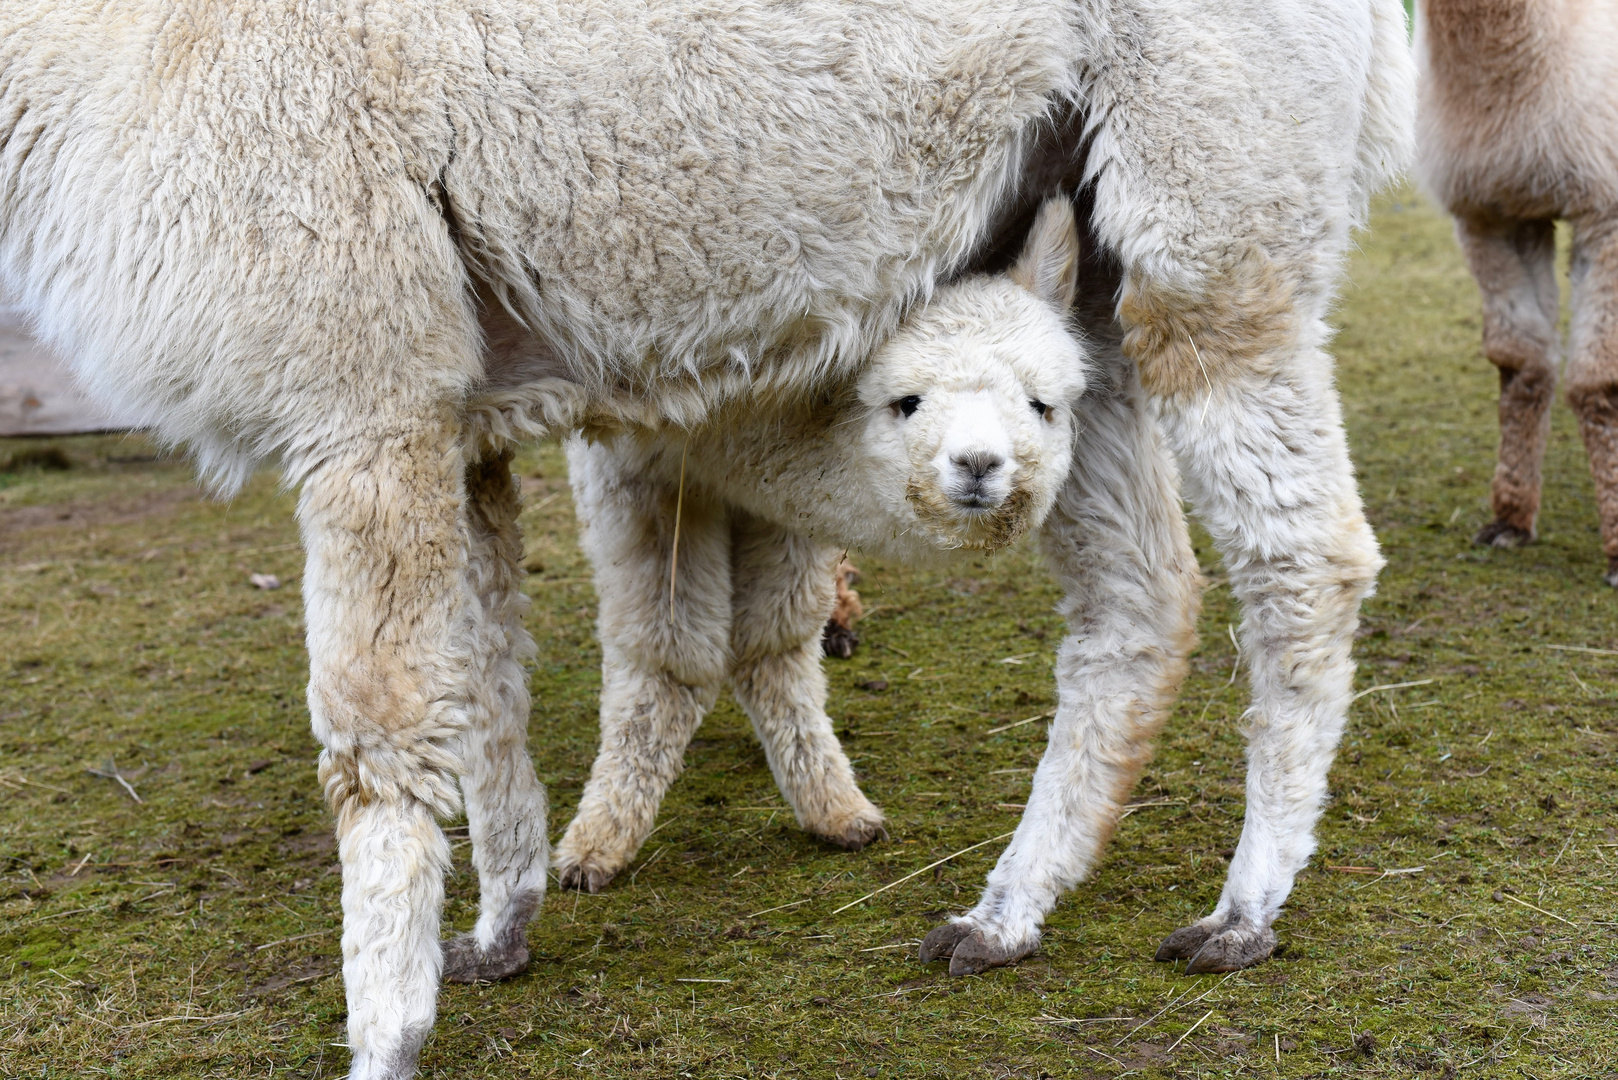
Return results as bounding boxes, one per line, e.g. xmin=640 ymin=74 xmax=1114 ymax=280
xmin=1146 ymin=346 xmax=1381 ymax=974
xmin=441 ymin=449 xmax=549 ymax=982
xmin=1454 ymin=216 xmax=1559 ymax=548
xmin=552 ymin=439 xmax=731 ymax=891
xmin=300 ymin=415 xmax=474 ymax=1079
xmin=1563 ymin=218 xmax=1618 ymax=585
xmin=730 ymin=516 xmax=885 ymax=849
xmin=919 ymin=355 xmax=1200 ymax=974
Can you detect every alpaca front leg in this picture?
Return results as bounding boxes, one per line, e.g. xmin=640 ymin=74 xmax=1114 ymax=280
xmin=555 ymin=442 xmax=731 ymax=891
xmin=1150 ymin=356 xmax=1381 ymax=974
xmin=729 ymin=518 xmax=885 ymax=849
xmin=556 ymin=656 xmax=721 ymax=890
xmin=920 ymin=361 xmax=1200 ymax=974
xmin=1454 ymin=215 xmax=1559 ymax=549
xmin=442 ymin=450 xmax=549 ymax=983
xmin=1562 ymin=218 xmax=1618 ymax=585
xmin=299 ymin=417 xmax=473 ymax=1079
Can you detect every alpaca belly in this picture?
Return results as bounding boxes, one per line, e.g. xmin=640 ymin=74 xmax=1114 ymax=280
xmin=441 ymin=0 xmax=1081 ymax=405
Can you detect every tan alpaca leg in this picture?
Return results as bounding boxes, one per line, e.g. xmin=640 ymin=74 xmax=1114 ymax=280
xmin=300 ymin=413 xmax=474 ymax=1080
xmin=1564 ymin=217 xmax=1618 ymax=585
xmin=729 ymin=515 xmax=886 ymax=849
xmin=554 ymin=442 xmax=731 ymax=892
xmin=820 ymin=560 xmax=863 ymax=659
xmin=1454 ymin=215 xmax=1559 ymax=548
xmin=441 ymin=450 xmax=549 ymax=982
xmin=919 ymin=353 xmax=1200 ymax=974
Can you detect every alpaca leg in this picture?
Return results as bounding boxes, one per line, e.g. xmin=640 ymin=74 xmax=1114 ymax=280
xmin=1454 ymin=216 xmax=1559 ymax=548
xmin=729 ymin=517 xmax=885 ymax=849
xmin=1562 ymin=218 xmax=1618 ymax=585
xmin=553 ymin=442 xmax=731 ymax=891
xmin=820 ymin=560 xmax=863 ymax=659
xmin=1144 ymin=355 xmax=1381 ymax=974
xmin=920 ymin=357 xmax=1200 ymax=974
xmin=441 ymin=449 xmax=549 ymax=983
xmin=300 ymin=415 xmax=474 ymax=1079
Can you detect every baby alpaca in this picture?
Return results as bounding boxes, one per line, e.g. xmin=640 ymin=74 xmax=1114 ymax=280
xmin=1418 ymin=0 xmax=1618 ymax=581
xmin=557 ymin=202 xmax=1087 ymax=891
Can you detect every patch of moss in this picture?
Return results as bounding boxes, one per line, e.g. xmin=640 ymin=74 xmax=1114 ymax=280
xmin=3 ymin=189 xmax=1616 ymax=1077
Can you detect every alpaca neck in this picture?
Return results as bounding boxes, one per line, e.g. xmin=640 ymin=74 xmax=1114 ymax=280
xmin=683 ymin=399 xmax=938 ymax=563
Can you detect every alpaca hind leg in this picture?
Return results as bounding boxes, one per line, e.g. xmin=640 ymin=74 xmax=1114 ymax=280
xmin=442 ymin=449 xmax=549 ymax=982
xmin=300 ymin=415 xmax=473 ymax=1079
xmin=920 ymin=357 xmax=1200 ymax=974
xmin=820 ymin=560 xmax=863 ymax=659
xmin=553 ymin=440 xmax=731 ymax=891
xmin=1562 ymin=218 xmax=1618 ymax=585
xmin=1149 ymin=358 xmax=1381 ymax=974
xmin=729 ymin=516 xmax=884 ymax=849
xmin=1454 ymin=216 xmax=1559 ymax=548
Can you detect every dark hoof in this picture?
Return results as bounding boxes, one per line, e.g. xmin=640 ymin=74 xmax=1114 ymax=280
xmin=1154 ymin=921 xmax=1216 ymax=962
xmin=1474 ymin=520 xmax=1533 ymax=549
xmin=918 ymin=922 xmax=1033 ymax=974
xmin=556 ymin=861 xmax=617 ymax=893
xmin=1184 ymin=924 xmax=1276 ymax=974
xmin=442 ymin=931 xmax=530 ymax=983
xmin=947 ymin=930 xmax=1035 ymax=976
xmin=919 ymin=921 xmax=975 ymax=963
xmin=1605 ymin=557 xmax=1618 ymax=589
xmin=822 ymin=619 xmax=859 ymax=659
xmin=817 ymin=818 xmax=888 ymax=852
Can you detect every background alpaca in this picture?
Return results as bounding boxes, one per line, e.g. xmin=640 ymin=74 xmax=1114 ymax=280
xmin=821 ymin=560 xmax=864 ymax=659
xmin=0 ymin=0 xmax=1412 ymax=1073
xmin=556 ymin=203 xmax=1087 ymax=892
xmin=1417 ymin=0 xmax=1618 ymax=581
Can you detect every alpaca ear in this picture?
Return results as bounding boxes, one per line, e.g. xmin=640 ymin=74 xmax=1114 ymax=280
xmin=1008 ymin=198 xmax=1080 ymax=312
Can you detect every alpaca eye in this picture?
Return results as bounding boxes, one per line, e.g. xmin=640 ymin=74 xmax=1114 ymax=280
xmin=893 ymin=395 xmax=922 ymax=418
xmin=1029 ymin=399 xmax=1050 ymax=417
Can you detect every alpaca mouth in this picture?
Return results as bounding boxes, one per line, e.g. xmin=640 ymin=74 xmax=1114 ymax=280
xmin=905 ymin=478 xmax=1037 ymax=551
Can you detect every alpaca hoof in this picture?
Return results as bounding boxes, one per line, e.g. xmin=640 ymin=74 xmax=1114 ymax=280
xmin=822 ymin=618 xmax=859 ymax=658
xmin=441 ymin=931 xmax=530 ymax=983
xmin=1474 ymin=519 xmax=1533 ymax=549
xmin=1605 ymin=558 xmax=1618 ymax=589
xmin=815 ymin=812 xmax=887 ymax=851
xmin=919 ymin=920 xmax=974 ymax=963
xmin=1154 ymin=921 xmax=1217 ymax=962
xmin=944 ymin=929 xmax=1034 ymax=976
xmin=556 ymin=858 xmax=619 ymax=893
xmin=1184 ymin=924 xmax=1276 ymax=974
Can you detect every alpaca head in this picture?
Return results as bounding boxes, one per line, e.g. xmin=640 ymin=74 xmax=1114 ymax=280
xmin=853 ymin=199 xmax=1088 ymax=555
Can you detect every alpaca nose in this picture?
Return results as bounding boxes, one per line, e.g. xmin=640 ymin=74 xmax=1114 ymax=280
xmin=952 ymin=450 xmax=1003 ymax=481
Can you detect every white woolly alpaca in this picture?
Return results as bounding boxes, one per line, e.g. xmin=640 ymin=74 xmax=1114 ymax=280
xmin=1417 ymin=0 xmax=1618 ymax=582
xmin=558 ymin=201 xmax=1087 ymax=890
xmin=0 ymin=0 xmax=1413 ymax=1074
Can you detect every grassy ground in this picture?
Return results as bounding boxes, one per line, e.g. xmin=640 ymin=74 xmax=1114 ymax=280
xmin=4 ymin=189 xmax=1618 ymax=1078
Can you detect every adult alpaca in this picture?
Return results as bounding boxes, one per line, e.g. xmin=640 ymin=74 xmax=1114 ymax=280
xmin=1417 ymin=0 xmax=1618 ymax=582
xmin=0 ymin=1 xmax=1413 ymax=1075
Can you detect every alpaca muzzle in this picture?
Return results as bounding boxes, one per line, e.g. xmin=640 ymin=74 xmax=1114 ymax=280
xmin=905 ymin=475 xmax=1038 ymax=551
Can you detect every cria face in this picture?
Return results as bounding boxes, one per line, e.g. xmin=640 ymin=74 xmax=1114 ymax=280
xmin=855 ymin=276 xmax=1086 ymax=557
xmin=599 ymin=198 xmax=1089 ymax=564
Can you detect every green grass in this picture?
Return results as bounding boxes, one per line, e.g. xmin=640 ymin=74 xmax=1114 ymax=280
xmin=4 ymin=188 xmax=1618 ymax=1078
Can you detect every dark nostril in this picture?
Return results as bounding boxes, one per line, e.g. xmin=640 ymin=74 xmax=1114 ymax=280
xmin=952 ymin=451 xmax=1003 ymax=481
